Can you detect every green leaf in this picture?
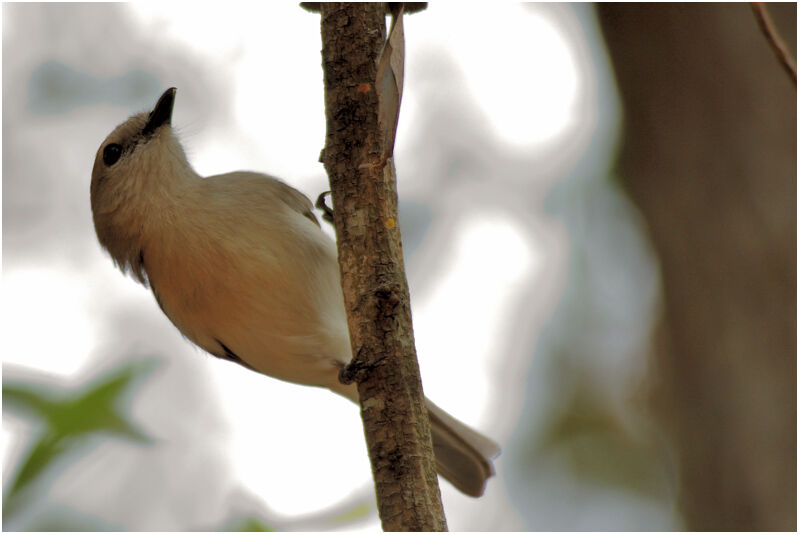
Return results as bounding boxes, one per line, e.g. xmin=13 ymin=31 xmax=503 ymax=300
xmin=4 ymin=361 xmax=156 ymax=442
xmin=3 ymin=434 xmax=68 ymax=519
xmin=2 ymin=360 xmax=158 ymax=520
xmin=46 ymin=363 xmax=154 ymax=441
xmin=3 ymin=383 xmax=60 ymax=420
xmin=6 ymin=434 xmax=66 ymax=497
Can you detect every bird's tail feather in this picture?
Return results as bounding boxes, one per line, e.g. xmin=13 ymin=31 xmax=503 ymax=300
xmin=425 ymin=398 xmax=499 ymax=497
xmin=331 ymin=380 xmax=498 ymax=496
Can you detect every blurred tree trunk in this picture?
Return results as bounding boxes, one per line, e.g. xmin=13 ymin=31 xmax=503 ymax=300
xmin=597 ymin=3 xmax=796 ymax=531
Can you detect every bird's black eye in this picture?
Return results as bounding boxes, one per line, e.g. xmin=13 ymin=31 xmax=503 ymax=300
xmin=103 ymin=144 xmax=123 ymax=166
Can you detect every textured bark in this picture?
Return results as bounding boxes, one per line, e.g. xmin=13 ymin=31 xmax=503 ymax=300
xmin=318 ymin=3 xmax=447 ymax=531
xmin=597 ymin=3 xmax=796 ymax=530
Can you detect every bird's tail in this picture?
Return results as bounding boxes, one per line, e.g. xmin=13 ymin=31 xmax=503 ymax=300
xmin=425 ymin=398 xmax=499 ymax=497
xmin=331 ymin=380 xmax=499 ymax=496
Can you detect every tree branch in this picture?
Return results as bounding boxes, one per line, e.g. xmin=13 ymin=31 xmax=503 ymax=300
xmin=750 ymin=2 xmax=797 ymax=85
xmin=315 ymin=3 xmax=447 ymax=531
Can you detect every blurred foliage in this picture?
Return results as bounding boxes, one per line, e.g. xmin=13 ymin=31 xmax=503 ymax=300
xmin=3 ymin=360 xmax=157 ymax=522
xmin=531 ymin=369 xmax=673 ymax=503
xmin=1 ymin=360 xmax=378 ymax=531
xmin=207 ymin=501 xmax=372 ymax=532
xmin=216 ymin=516 xmax=275 ymax=531
xmin=2 ymin=360 xmax=280 ymax=531
xmin=330 ymin=502 xmax=372 ymax=525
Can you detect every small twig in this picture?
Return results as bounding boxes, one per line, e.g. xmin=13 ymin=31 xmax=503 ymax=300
xmin=750 ymin=2 xmax=796 ymax=86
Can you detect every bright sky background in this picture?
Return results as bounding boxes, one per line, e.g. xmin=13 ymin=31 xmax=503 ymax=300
xmin=2 ymin=3 xmax=672 ymax=531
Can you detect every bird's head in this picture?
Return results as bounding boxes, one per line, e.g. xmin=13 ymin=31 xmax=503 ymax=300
xmin=90 ymin=87 xmax=188 ymax=282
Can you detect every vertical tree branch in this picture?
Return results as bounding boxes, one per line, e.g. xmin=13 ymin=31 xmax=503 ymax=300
xmin=316 ymin=3 xmax=447 ymax=531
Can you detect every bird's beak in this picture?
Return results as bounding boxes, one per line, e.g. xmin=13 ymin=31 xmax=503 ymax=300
xmin=143 ymin=87 xmax=177 ymax=136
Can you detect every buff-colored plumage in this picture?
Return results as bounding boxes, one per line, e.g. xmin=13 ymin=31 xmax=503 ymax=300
xmin=91 ymin=88 xmax=498 ymax=497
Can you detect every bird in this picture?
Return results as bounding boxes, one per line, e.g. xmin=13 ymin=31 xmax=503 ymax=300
xmin=90 ymin=87 xmax=499 ymax=497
